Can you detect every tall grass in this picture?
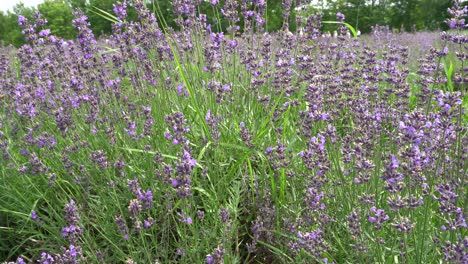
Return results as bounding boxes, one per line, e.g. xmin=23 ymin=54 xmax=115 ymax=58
xmin=0 ymin=1 xmax=466 ymax=263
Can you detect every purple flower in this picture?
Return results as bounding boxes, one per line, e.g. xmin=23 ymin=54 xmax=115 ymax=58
xmin=239 ymin=122 xmax=254 ymax=148
xmin=61 ymin=224 xmax=83 ymax=241
xmin=368 ymin=206 xmax=389 ymax=230
xmin=171 ymin=178 xmax=179 ymax=188
xmin=125 ymin=122 xmax=137 ymax=136
xmin=207 ymin=245 xmax=224 ymax=264
xmin=18 ymin=15 xmax=28 ymax=27
xmin=56 ymin=244 xmax=83 ymax=263
xmin=113 ymin=0 xmax=128 ymax=20
xmin=229 ymin=40 xmax=237 ymax=48
xmin=137 ymin=189 xmax=153 ymax=209
xmin=127 ymin=179 xmax=140 ymax=195
xmin=183 ymin=149 xmax=196 ymax=167
xmin=447 ymin=19 xmax=457 ymax=29
xmin=19 ymin=149 xmax=29 ymax=157
xmin=38 ymin=29 xmax=51 ymax=37
xmin=220 ymin=208 xmax=229 ymax=223
xmin=165 ymin=112 xmax=190 ymax=146
xmin=90 ymin=150 xmax=109 ymax=169
xmin=38 ymin=252 xmax=54 ymax=264
xmin=68 ymin=245 xmax=77 ymax=257
xmin=197 ymin=210 xmax=205 ymax=220
xmin=289 ymin=229 xmax=327 ymax=258
xmin=64 ymin=199 xmax=79 ymax=224
xmin=391 ymin=217 xmax=415 ymax=233
xmin=336 ymin=12 xmax=345 ymax=21
xmin=31 ymin=210 xmax=38 ymax=220
xmin=177 ymin=212 xmax=193 ymax=225
xmin=144 ymin=217 xmax=154 ymax=228
xmin=128 ymin=199 xmax=142 ymax=217
xmin=115 ymin=215 xmax=129 ymax=240
xmin=205 ymin=110 xmax=212 ymax=122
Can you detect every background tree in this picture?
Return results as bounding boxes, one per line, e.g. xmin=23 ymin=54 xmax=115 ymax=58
xmin=0 ymin=0 xmax=463 ymax=48
xmin=0 ymin=3 xmax=37 ymax=47
xmin=419 ymin=0 xmax=452 ymax=30
xmin=38 ymin=0 xmax=76 ymax=40
xmin=86 ymin=0 xmax=116 ymax=36
xmin=69 ymin=0 xmax=87 ymax=10
xmin=266 ymin=0 xmax=283 ymax=31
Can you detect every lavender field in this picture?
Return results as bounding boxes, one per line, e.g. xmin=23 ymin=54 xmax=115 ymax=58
xmin=0 ymin=0 xmax=467 ymax=263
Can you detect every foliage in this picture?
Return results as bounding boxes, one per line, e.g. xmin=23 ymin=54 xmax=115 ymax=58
xmin=38 ymin=0 xmax=76 ymax=40
xmin=0 ymin=0 xmax=460 ymax=47
xmin=0 ymin=0 xmax=466 ymax=263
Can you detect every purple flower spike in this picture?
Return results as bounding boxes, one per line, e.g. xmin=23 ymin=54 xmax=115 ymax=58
xmin=18 ymin=15 xmax=28 ymax=27
xmin=171 ymin=178 xmax=179 ymax=188
xmin=336 ymin=12 xmax=345 ymax=21
xmin=206 ymin=255 xmax=214 ymax=264
xmin=38 ymin=252 xmax=54 ymax=264
xmin=31 ymin=210 xmax=38 ymax=220
xmin=113 ymin=0 xmax=128 ymax=21
xmin=368 ymin=206 xmax=389 ymax=230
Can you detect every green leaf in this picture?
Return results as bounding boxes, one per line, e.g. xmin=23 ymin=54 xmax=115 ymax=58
xmin=463 ymin=93 xmax=468 ymax=121
xmin=322 ymin=21 xmax=358 ymax=38
xmin=443 ymin=62 xmax=454 ymax=92
xmin=257 ymin=240 xmax=293 ymax=262
xmin=89 ymin=6 xmax=120 ymax=24
xmin=119 ymin=147 xmax=203 ymax=169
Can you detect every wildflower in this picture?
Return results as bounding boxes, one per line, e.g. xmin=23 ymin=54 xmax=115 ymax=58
xmin=37 ymin=252 xmax=54 ymax=264
xmin=31 ymin=210 xmax=38 ymax=220
xmin=368 ymin=206 xmax=389 ymax=230
xmin=144 ymin=217 xmax=154 ymax=228
xmin=391 ymin=217 xmax=415 ymax=233
xmin=65 ymin=200 xmax=79 ymax=225
xmin=207 ymin=245 xmax=224 ymax=264
xmin=115 ymin=215 xmax=129 ymax=240
xmin=128 ymin=199 xmax=142 ymax=218
xmin=239 ymin=122 xmax=254 ymax=148
xmin=18 ymin=15 xmax=28 ymax=27
xmin=336 ymin=12 xmax=345 ymax=21
xmin=113 ymin=1 xmax=128 ymax=21
xmin=219 ymin=208 xmax=230 ymax=224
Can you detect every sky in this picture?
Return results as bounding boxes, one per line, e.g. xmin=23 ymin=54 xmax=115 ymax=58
xmin=0 ymin=0 xmax=44 ymax=13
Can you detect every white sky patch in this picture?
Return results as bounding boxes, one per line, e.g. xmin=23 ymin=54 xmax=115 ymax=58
xmin=0 ymin=0 xmax=45 ymax=13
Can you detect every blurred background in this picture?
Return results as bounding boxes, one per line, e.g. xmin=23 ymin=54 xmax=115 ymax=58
xmin=0 ymin=0 xmax=461 ymax=47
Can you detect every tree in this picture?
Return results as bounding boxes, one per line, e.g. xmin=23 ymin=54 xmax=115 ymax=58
xmin=388 ymin=0 xmax=423 ymax=31
xmin=68 ymin=0 xmax=87 ymax=10
xmin=0 ymin=3 xmax=37 ymax=47
xmin=38 ymin=0 xmax=76 ymax=39
xmin=85 ymin=0 xmax=117 ymax=36
xmin=419 ymin=0 xmax=451 ymax=30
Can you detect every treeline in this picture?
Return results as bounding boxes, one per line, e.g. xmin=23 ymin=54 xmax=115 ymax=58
xmin=0 ymin=0 xmax=455 ymax=47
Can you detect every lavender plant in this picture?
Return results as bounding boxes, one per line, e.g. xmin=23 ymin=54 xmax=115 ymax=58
xmin=0 ymin=0 xmax=466 ymax=263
